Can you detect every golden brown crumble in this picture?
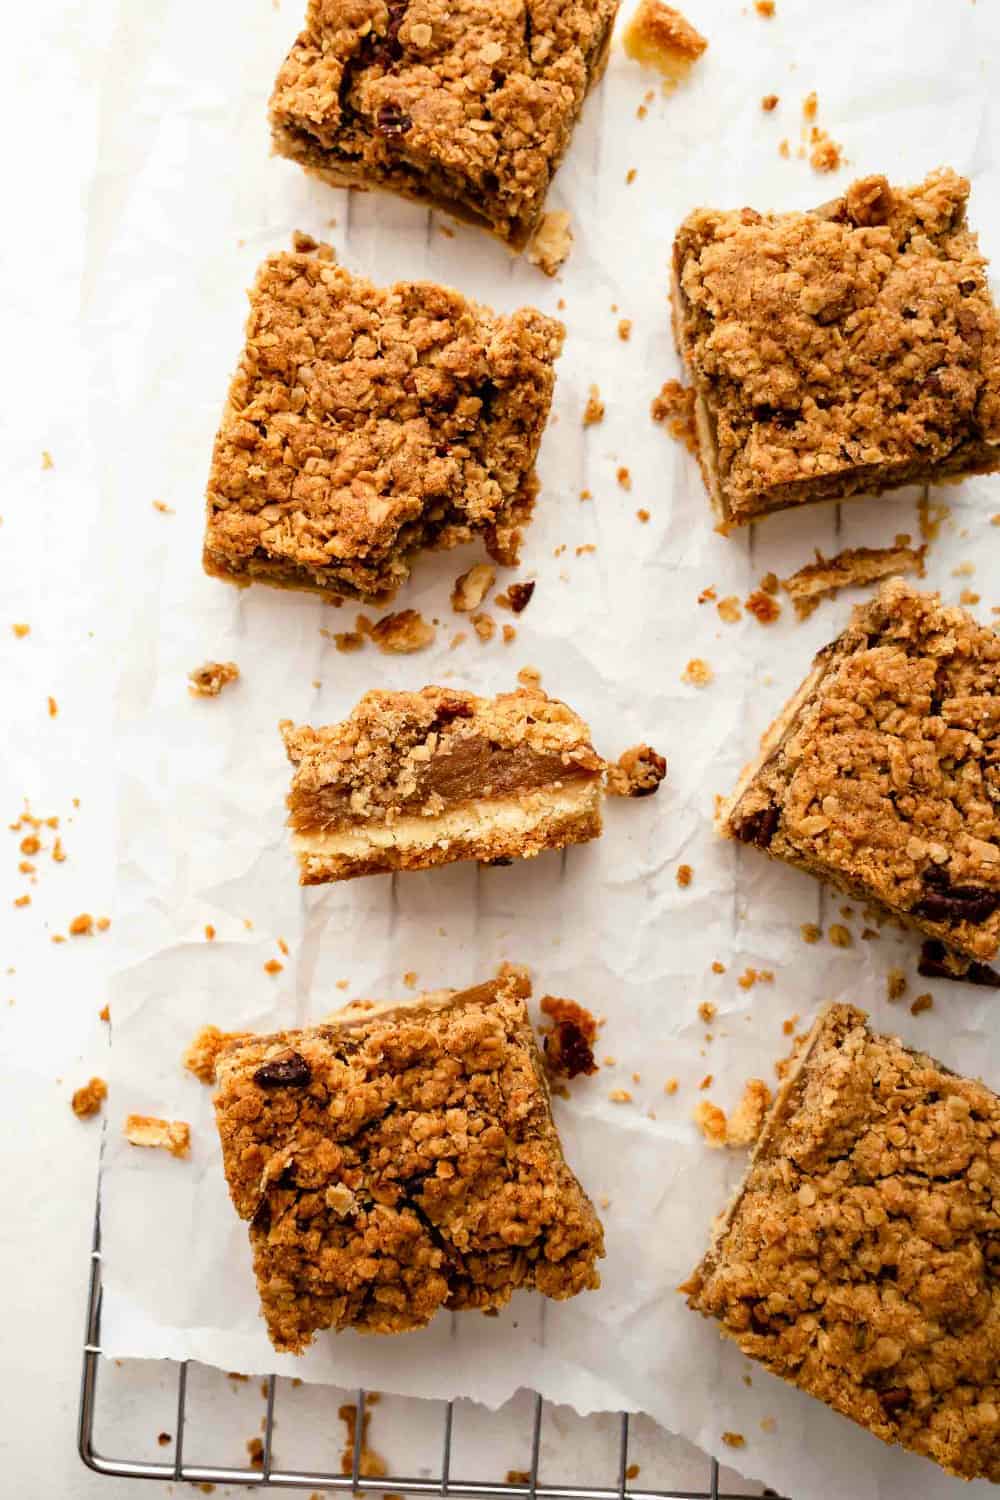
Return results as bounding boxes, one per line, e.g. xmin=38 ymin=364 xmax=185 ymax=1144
xmin=184 ymin=1025 xmax=246 ymax=1085
xmin=72 ymin=1078 xmax=107 ymax=1119
xmin=518 ymin=665 xmax=542 ymax=689
xmin=270 ymin=0 xmax=618 ymax=252
xmin=616 ymin=466 xmax=632 ymax=490
xmin=527 ymin=212 xmax=574 ymax=276
xmin=539 ymin=994 xmax=598 ymax=1079
xmin=664 ymin=1077 xmax=679 ymax=1095
xmin=152 ymin=500 xmax=174 ymax=515
xmin=608 ymin=1089 xmax=633 ymax=1103
xmin=11 ymin=623 xmax=30 ymax=639
xmin=828 ymin=923 xmax=853 ymax=948
xmin=623 ymin=0 xmax=708 ymax=86
xmin=745 ymin=590 xmax=781 ymax=625
xmin=188 ymin=661 xmax=240 ymax=698
xmin=213 ymin=971 xmax=604 ymax=1351
xmin=678 ymin=864 xmax=693 ymax=888
xmin=886 ymin=967 xmax=908 ymax=1002
xmin=650 ymin=379 xmax=699 ymax=455
xmin=721 ymin=1432 xmax=745 ymax=1449
xmin=800 ymin=922 xmax=821 ymax=944
xmin=672 ymin=170 xmax=1000 ymax=527
xmin=725 ymin=581 xmax=1000 ymax=967
xmin=205 ymin=245 xmax=563 ymax=602
xmin=910 ymin=991 xmax=934 ymax=1015
xmin=606 ymin=743 xmax=668 ymax=798
xmin=716 ymin=595 xmax=741 ymax=623
xmin=636 ymin=508 xmax=650 ymax=523
xmin=69 ymin=913 xmax=93 ymax=937
xmin=451 ymin=563 xmax=495 ymax=613
xmin=761 ymin=93 xmax=779 ymax=111
xmin=370 ymin=610 xmax=435 ymax=653
xmin=697 ymin=585 xmax=716 ymax=604
xmin=124 ymin=1115 xmax=191 ymax=1158
xmin=581 ymin=384 xmax=605 ymax=426
xmin=502 ymin=624 xmax=517 ymax=643
xmin=682 ymin=658 xmax=713 ymax=687
xmin=618 ymin=319 xmax=632 ymax=342
xmin=781 ymin=539 xmax=926 ymax=619
xmin=686 ymin=1004 xmax=1000 ymax=1480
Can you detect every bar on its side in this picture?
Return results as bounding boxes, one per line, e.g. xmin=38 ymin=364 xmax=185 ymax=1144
xmin=204 ymin=242 xmax=563 ymax=602
xmin=672 ymin=169 xmax=1000 ymax=529
xmin=721 ymin=579 xmax=1000 ymax=974
xmin=214 ymin=967 xmax=605 ymax=1352
xmin=685 ymin=1003 xmax=1000 ymax=1481
xmin=281 ymin=685 xmax=606 ymax=883
xmin=269 ymin=0 xmax=620 ymax=251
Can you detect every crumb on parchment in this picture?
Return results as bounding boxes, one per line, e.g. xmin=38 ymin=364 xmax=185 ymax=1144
xmin=123 ymin=1114 xmax=190 ymax=1157
xmin=682 ymin=658 xmax=713 ymax=687
xmin=526 ymin=211 xmax=573 ymax=276
xmin=540 ymin=994 xmax=599 ymax=1079
xmin=451 ymin=563 xmax=495 ymax=613
xmin=188 ymin=661 xmax=240 ymax=697
xmin=623 ymin=0 xmax=708 ymax=87
xmin=72 ymin=1077 xmax=108 ymax=1119
xmin=650 ymin=379 xmax=698 ymax=455
xmin=371 ymin=610 xmax=435 ymax=653
xmin=606 ymin=743 xmax=668 ymax=798
xmin=583 ymin=385 xmax=605 ymax=426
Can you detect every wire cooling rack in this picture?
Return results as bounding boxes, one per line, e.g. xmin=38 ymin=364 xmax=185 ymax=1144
xmin=79 ymin=1199 xmax=782 ymax=1498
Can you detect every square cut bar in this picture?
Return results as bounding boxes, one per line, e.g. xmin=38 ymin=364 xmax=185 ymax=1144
xmin=685 ymin=1004 xmax=1000 ymax=1481
xmin=204 ymin=240 xmax=563 ymax=602
xmin=269 ymin=0 xmax=620 ymax=251
xmin=723 ymin=579 xmax=1000 ymax=976
xmin=213 ymin=968 xmax=604 ymax=1351
xmin=671 ymin=169 xmax=1000 ymax=529
xmin=281 ymin=684 xmax=605 ymax=882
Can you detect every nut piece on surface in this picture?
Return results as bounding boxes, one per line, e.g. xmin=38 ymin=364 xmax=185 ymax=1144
xmin=606 ymin=743 xmax=668 ymax=797
xmin=370 ymin=610 xmax=435 ymax=654
xmin=124 ymin=1114 xmax=191 ymax=1158
xmin=451 ymin=563 xmax=496 ymax=614
xmin=188 ymin=661 xmax=240 ymax=697
xmin=624 ymin=0 xmax=708 ymax=86
xmin=527 ymin=212 xmax=574 ymax=277
xmin=72 ymin=1077 xmax=108 ymax=1119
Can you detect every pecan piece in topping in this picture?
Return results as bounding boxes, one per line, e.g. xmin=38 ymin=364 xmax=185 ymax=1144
xmin=918 ymin=939 xmax=1000 ymax=988
xmin=912 ymin=870 xmax=1000 ymax=926
xmin=254 ymin=1051 xmax=312 ymax=1088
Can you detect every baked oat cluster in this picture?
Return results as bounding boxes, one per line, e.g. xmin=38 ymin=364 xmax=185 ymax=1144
xmin=725 ymin=579 xmax=1000 ymax=975
xmin=686 ymin=1004 xmax=1000 ymax=1481
xmin=270 ymin=0 xmax=620 ymax=250
xmin=281 ymin=684 xmax=609 ymax=881
xmin=213 ymin=968 xmax=604 ymax=1351
xmin=204 ymin=239 xmax=564 ymax=601
xmin=673 ymin=169 xmax=1000 ymax=526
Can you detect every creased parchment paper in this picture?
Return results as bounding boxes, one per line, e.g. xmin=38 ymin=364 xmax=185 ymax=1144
xmin=89 ymin=1 xmax=1000 ymax=1495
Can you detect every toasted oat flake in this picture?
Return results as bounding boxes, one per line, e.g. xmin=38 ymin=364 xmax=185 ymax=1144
xmin=682 ymin=658 xmax=713 ymax=687
xmin=124 ymin=1114 xmax=191 ymax=1157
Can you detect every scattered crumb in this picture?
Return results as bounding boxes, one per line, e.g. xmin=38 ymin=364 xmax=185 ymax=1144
xmin=682 ymin=658 xmax=713 ymax=687
xmin=721 ymin=1432 xmax=745 ymax=1450
xmin=540 ymin=994 xmax=599 ymax=1079
xmin=623 ymin=0 xmax=708 ymax=87
xmin=338 ymin=1402 xmax=387 ymax=1480
xmin=505 ymin=581 xmax=536 ymax=614
xmin=717 ymin=595 xmax=742 ymax=624
xmin=507 ymin=1473 xmax=531 ymax=1486
xmin=183 ymin=1025 xmax=244 ymax=1085
xmin=451 ymin=563 xmax=495 ymax=613
xmin=618 ymin=318 xmax=632 ymax=342
xmin=761 ymin=93 xmax=779 ymax=111
xmin=158 ymin=1433 xmax=172 ymax=1446
xmin=11 ymin=623 xmax=30 ymax=639
xmin=583 ymin=385 xmax=605 ymax=426
xmin=204 ymin=924 xmax=216 ymax=941
xmin=608 ymin=1089 xmax=633 ymax=1103
xmin=99 ymin=1004 xmax=110 ymax=1023
xmin=760 ymin=1417 xmax=776 ymax=1434
xmin=755 ymin=0 xmax=774 ymax=13
xmin=650 ymin=379 xmax=698 ymax=455
xmin=123 ymin=1114 xmax=190 ymax=1158
xmin=697 ymin=1001 xmax=716 ymax=1023
xmin=13 ymin=894 xmax=30 ymax=908
xmin=737 ymin=967 xmax=773 ymax=990
xmin=527 ymin=210 xmax=573 ymax=276
xmin=664 ymin=1077 xmax=679 ymax=1095
xmin=72 ymin=1077 xmax=108 ymax=1119
xmin=782 ymin=1014 xmax=800 ymax=1036
xmin=781 ymin=540 xmax=925 ymax=620
xmin=911 ymin=992 xmax=934 ymax=1016
xmin=502 ymin=624 xmax=517 ymax=644
xmin=247 ymin=1437 xmax=264 ymax=1469
xmin=449 ymin=631 xmax=467 ymax=650
xmin=636 ymin=508 xmax=650 ymax=523
xmin=518 ymin=666 xmax=542 ymax=690
xmin=759 ymin=572 xmax=779 ymax=595
xmin=952 ymin=560 xmax=976 ymax=577
xmin=745 ymin=590 xmax=781 ymax=625
xmin=918 ymin=495 xmax=950 ymax=542
xmin=606 ymin=743 xmax=668 ymax=797
xmin=961 ymin=588 xmax=981 ymax=605
xmin=800 ymin=923 xmax=821 ymax=944
xmin=471 ymin=612 xmax=495 ymax=643
xmin=625 ymin=1464 xmax=640 ymax=1480
xmin=810 ymin=132 xmax=843 ymax=173
xmin=335 ymin=631 xmax=365 ymax=652
xmin=677 ymin=864 xmax=693 ymax=888
xmin=698 ymin=586 xmax=717 ymax=604
xmin=616 ymin=466 xmax=632 ymax=490
xmin=711 ymin=961 xmax=725 ymax=974
xmin=779 ymin=139 xmax=790 ymax=159
xmin=403 ymin=971 xmax=418 ymax=989
xmin=626 ymin=168 xmax=637 ymax=184
xmin=96 ymin=916 xmax=111 ymax=932
xmin=802 ymin=90 xmax=817 ymax=121
xmin=698 ymin=1074 xmax=713 ymax=1090
xmin=828 ymin=923 xmax=852 ymax=949
xmin=263 ymin=959 xmax=284 ymax=976
xmin=886 ymin=967 xmax=907 ymax=1003
xmin=152 ymin=500 xmax=174 ymax=515
xmin=371 ymin=610 xmax=435 ymax=653
xmin=47 ymin=695 xmax=58 ymax=718
xmin=188 ymin=661 xmax=240 ymax=698
xmin=69 ymin=913 xmax=94 ymax=938
xmin=42 ymin=450 xmax=54 ymax=470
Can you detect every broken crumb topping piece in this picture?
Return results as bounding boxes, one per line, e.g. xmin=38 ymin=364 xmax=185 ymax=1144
xmin=583 ymin=385 xmax=605 ymax=427
xmin=606 ymin=743 xmax=668 ymax=798
xmin=781 ymin=541 xmax=926 ymax=619
xmin=624 ymin=0 xmax=708 ymax=86
xmin=527 ymin=211 xmax=574 ymax=277
xmin=124 ymin=1115 xmax=191 ymax=1158
xmin=682 ymin=658 xmax=713 ymax=687
xmin=540 ymin=994 xmax=599 ymax=1079
xmin=188 ymin=661 xmax=240 ymax=698
xmin=72 ymin=1077 xmax=108 ymax=1119
xmin=451 ymin=564 xmax=495 ymax=614
xmin=695 ymin=1079 xmax=772 ymax=1149
xmin=183 ymin=1025 xmax=247 ymax=1085
xmin=370 ymin=610 xmax=435 ymax=654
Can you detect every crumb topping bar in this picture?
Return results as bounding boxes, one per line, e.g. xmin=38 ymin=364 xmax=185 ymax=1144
xmin=204 ymin=240 xmax=563 ymax=602
xmin=723 ymin=580 xmax=1000 ymax=970
xmin=685 ymin=1004 xmax=1000 ymax=1481
xmin=281 ymin=684 xmax=606 ymax=881
xmin=213 ymin=968 xmax=605 ymax=1351
xmin=270 ymin=0 xmax=620 ymax=250
xmin=672 ymin=169 xmax=1000 ymax=527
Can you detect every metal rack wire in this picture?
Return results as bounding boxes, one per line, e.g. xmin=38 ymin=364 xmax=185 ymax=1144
xmin=79 ymin=1201 xmax=780 ymax=1498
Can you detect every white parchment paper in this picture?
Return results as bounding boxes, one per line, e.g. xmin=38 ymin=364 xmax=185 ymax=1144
xmin=88 ymin=1 xmax=1000 ymax=1495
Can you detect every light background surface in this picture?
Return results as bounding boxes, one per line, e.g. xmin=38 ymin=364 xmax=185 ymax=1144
xmin=3 ymin=2 xmax=1000 ymax=1497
